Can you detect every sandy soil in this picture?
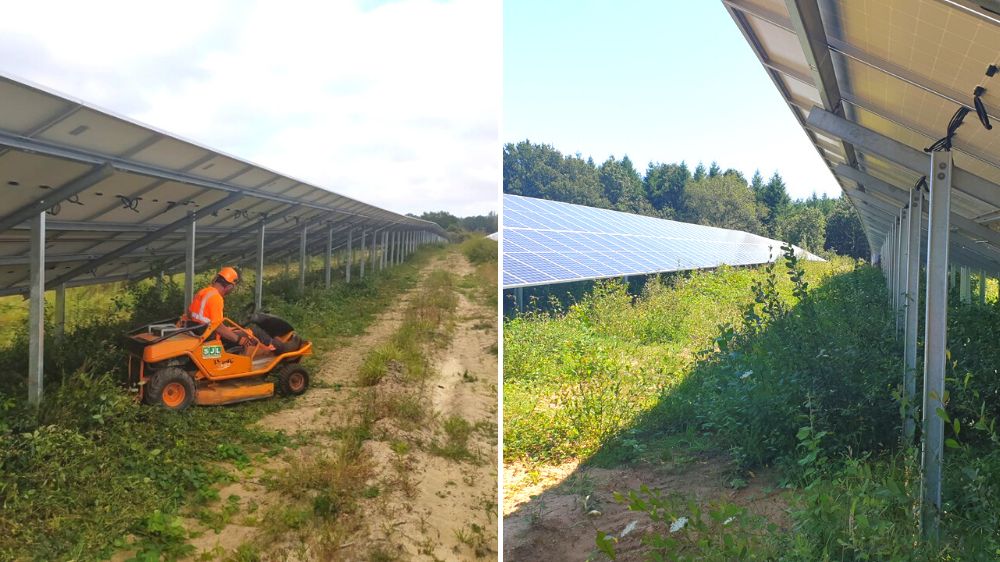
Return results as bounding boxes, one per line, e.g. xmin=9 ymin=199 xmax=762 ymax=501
xmin=358 ymin=251 xmax=499 ymax=560
xmin=502 ymin=454 xmax=789 ymax=562
xmin=170 ymin=249 xmax=498 ymax=561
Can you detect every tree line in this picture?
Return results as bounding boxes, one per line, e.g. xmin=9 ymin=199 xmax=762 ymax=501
xmin=408 ymin=210 xmax=498 ymax=234
xmin=503 ymin=140 xmax=869 ymax=258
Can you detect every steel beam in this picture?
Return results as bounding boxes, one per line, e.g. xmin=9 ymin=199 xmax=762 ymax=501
xmin=921 ymin=150 xmax=952 ymax=541
xmin=28 ymin=212 xmax=44 ymax=406
xmin=370 ymin=227 xmax=378 ymax=274
xmin=46 ymin=191 xmax=243 ymax=290
xmin=903 ymin=187 xmax=922 ymax=442
xmin=808 ymin=107 xmax=1000 ymax=210
xmin=0 ymin=164 xmax=113 ymax=235
xmin=980 ymin=270 xmax=987 ymax=305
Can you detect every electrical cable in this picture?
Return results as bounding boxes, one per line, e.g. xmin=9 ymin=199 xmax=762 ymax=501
xmin=924 ymin=106 xmax=970 ymax=152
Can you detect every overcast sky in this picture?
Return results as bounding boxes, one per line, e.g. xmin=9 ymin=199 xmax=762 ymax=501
xmin=0 ymin=0 xmax=499 ymax=218
xmin=505 ymin=1 xmax=842 ymax=201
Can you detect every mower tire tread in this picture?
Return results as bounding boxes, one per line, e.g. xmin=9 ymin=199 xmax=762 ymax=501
xmin=147 ymin=367 xmax=196 ymax=411
xmin=275 ymin=363 xmax=309 ymax=397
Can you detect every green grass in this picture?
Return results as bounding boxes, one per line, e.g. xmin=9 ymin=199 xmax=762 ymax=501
xmin=503 ymin=258 xmax=855 ymax=464
xmin=430 ymin=414 xmax=477 ymax=462
xmin=0 ymin=246 xmax=441 ymax=561
xmin=507 ymin=250 xmax=1000 ymax=559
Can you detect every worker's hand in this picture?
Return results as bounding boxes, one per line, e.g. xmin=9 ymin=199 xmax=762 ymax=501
xmin=239 ymin=335 xmax=260 ymax=348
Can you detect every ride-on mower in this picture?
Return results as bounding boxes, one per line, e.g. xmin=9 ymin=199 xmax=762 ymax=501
xmin=125 ymin=313 xmax=312 ymax=411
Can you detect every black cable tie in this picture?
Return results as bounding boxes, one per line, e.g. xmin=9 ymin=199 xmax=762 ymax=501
xmin=988 ymin=64 xmax=998 ymax=77
xmin=47 ymin=203 xmax=61 ymax=216
xmin=117 ymin=195 xmax=140 ymax=213
xmin=66 ymin=194 xmax=84 ymax=206
xmin=974 ymin=86 xmax=992 ymax=130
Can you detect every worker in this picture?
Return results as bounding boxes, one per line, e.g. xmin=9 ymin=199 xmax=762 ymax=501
xmin=187 ymin=267 xmax=293 ymax=353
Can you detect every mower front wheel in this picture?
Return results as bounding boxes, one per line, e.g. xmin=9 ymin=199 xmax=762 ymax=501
xmin=275 ymin=363 xmax=309 ymax=397
xmin=147 ymin=367 xmax=196 ymax=411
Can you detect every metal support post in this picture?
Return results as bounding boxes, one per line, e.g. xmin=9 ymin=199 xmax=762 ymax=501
xmin=903 ymin=187 xmax=922 ymax=442
xmin=921 ymin=150 xmax=952 ymax=541
xmin=896 ymin=210 xmax=906 ymax=335
xmin=960 ymin=266 xmax=971 ymax=304
xmin=55 ymin=283 xmax=66 ymax=340
xmin=346 ymin=229 xmax=353 ymax=283
xmin=299 ymin=224 xmax=308 ymax=293
xmin=370 ymin=229 xmax=378 ymax=274
xmin=184 ymin=213 xmax=196 ymax=312
xmin=28 ymin=211 xmax=45 ymax=406
xmin=325 ymin=226 xmax=333 ymax=289
xmin=360 ymin=230 xmax=367 ymax=280
xmin=895 ymin=208 xmax=910 ymax=335
xmin=382 ymin=231 xmax=388 ymax=270
xmin=255 ymin=220 xmax=265 ymax=312
xmin=979 ymin=270 xmax=987 ymax=305
xmin=515 ymin=287 xmax=524 ymax=314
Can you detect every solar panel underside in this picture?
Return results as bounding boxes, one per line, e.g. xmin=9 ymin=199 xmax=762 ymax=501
xmin=503 ymin=194 xmax=822 ymax=288
xmin=724 ymin=0 xmax=1000 ymax=276
xmin=0 ymin=73 xmax=444 ymax=294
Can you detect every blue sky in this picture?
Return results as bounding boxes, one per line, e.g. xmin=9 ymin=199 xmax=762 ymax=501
xmin=504 ymin=1 xmax=841 ymax=200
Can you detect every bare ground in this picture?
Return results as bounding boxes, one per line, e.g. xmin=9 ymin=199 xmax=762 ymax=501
xmin=503 ymin=455 xmax=789 ymax=561
xmin=358 ymin=251 xmax=499 ymax=560
xmin=164 ymin=249 xmax=497 ymax=561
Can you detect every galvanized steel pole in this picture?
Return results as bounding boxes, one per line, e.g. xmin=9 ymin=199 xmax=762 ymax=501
xmin=960 ymin=266 xmax=971 ymax=304
xmin=903 ymin=187 xmax=922 ymax=442
xmin=359 ymin=229 xmax=367 ymax=280
xmin=28 ymin=211 xmax=45 ymax=406
xmin=346 ymin=229 xmax=353 ymax=283
xmin=299 ymin=224 xmax=308 ymax=292
xmin=921 ymin=150 xmax=951 ymax=541
xmin=184 ymin=212 xmax=196 ymax=313
xmin=325 ymin=225 xmax=332 ymax=289
xmin=255 ymin=220 xmax=265 ymax=312
xmin=54 ymin=283 xmax=66 ymax=340
xmin=893 ymin=209 xmax=910 ymax=336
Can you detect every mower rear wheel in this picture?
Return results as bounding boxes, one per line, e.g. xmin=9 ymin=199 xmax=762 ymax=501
xmin=147 ymin=367 xmax=196 ymax=411
xmin=275 ymin=363 xmax=309 ymax=397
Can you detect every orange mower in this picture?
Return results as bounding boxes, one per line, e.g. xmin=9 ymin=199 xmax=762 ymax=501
xmin=125 ymin=313 xmax=312 ymax=411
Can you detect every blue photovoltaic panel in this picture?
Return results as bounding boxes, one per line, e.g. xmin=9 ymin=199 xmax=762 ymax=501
xmin=502 ymin=194 xmax=824 ymax=288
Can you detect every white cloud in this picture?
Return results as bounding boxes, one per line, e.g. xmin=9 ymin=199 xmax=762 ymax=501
xmin=0 ymin=0 xmax=499 ymax=218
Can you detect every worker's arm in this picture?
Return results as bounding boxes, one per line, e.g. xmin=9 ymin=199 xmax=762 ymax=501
xmin=215 ymin=323 xmax=241 ymax=344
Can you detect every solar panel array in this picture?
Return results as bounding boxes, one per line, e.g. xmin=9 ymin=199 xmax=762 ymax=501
xmin=0 ymin=73 xmax=445 ymax=295
xmin=503 ymin=194 xmax=822 ymax=288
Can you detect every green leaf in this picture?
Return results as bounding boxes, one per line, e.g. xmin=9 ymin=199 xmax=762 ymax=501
xmin=945 ymin=438 xmax=960 ymax=449
xmin=935 ymin=407 xmax=950 ymax=423
xmin=595 ymin=531 xmax=617 ymax=560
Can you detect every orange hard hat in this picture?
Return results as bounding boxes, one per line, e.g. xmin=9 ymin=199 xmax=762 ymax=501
xmin=217 ymin=266 xmax=239 ymax=284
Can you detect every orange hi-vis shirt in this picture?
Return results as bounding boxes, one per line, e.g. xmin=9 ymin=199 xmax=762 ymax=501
xmin=188 ymin=286 xmax=224 ymax=336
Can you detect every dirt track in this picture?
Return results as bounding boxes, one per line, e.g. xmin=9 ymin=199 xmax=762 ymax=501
xmin=176 ymin=249 xmax=498 ymax=560
xmin=503 ymin=457 xmax=788 ymax=561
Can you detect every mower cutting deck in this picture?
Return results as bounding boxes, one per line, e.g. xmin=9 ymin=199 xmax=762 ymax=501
xmin=125 ymin=313 xmax=312 ymax=411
